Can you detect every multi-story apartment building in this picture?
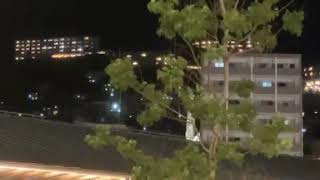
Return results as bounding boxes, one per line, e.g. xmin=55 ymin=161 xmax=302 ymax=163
xmin=201 ymin=53 xmax=303 ymax=156
xmin=15 ymin=36 xmax=99 ymax=61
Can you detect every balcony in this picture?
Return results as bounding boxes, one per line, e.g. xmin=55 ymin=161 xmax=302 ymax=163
xmin=278 ymin=104 xmax=302 ymax=114
xmin=278 ymin=87 xmax=302 ymax=94
xmin=255 ymin=86 xmax=275 ymax=94
xmin=255 ymin=104 xmax=275 ymax=113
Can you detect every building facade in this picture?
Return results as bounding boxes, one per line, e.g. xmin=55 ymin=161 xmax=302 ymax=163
xmin=201 ymin=53 xmax=303 ymax=156
xmin=15 ymin=36 xmax=99 ymax=61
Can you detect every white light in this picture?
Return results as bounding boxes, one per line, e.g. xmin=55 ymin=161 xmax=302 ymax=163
xmin=111 ymin=102 xmax=119 ymax=110
xmin=156 ymin=57 xmax=162 ymax=61
xmin=214 ymin=62 xmax=224 ymax=68
xmin=97 ymin=51 xmax=106 ymax=55
xmin=302 ymin=128 xmax=307 ymax=133
xmin=110 ymin=93 xmax=114 ymax=97
xmin=133 ymin=61 xmax=139 ymax=66
xmin=141 ymin=53 xmax=147 ymax=57
xmin=284 ymin=120 xmax=289 ymax=125
xmin=53 ymin=110 xmax=59 ymax=116
xmin=129 ymin=115 xmax=133 ymax=118
xmin=143 ymin=127 xmax=147 ymax=131
xmin=126 ymin=54 xmax=132 ymax=58
xmin=262 ymin=81 xmax=272 ymax=88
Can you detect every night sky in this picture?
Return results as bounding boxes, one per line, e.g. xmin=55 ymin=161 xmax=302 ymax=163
xmin=0 ymin=0 xmax=317 ymax=81
xmin=0 ymin=1 xmax=316 ymax=59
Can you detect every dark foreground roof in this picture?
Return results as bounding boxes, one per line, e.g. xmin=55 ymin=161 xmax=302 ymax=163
xmin=1 ymin=115 xmax=320 ymax=179
xmin=0 ymin=115 xmax=185 ymax=174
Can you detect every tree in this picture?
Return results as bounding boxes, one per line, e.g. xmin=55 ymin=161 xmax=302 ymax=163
xmin=86 ymin=0 xmax=304 ymax=179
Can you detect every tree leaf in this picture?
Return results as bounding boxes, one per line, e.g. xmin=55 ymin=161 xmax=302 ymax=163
xmin=283 ymin=10 xmax=304 ymax=37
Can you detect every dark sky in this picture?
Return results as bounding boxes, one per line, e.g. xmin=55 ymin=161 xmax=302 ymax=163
xmin=0 ymin=0 xmax=317 ymax=66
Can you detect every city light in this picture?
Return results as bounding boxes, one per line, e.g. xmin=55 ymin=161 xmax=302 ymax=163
xmin=132 ymin=61 xmax=139 ymax=66
xmin=52 ymin=53 xmax=82 ymax=59
xmin=111 ymin=102 xmax=121 ymax=113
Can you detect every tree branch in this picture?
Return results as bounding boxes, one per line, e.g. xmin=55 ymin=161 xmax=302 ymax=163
xmin=234 ymin=0 xmax=240 ymax=10
xmin=279 ymin=0 xmax=295 ymax=13
xmin=230 ymin=46 xmax=259 ymax=57
xmin=219 ymin=0 xmax=226 ymax=15
xmin=133 ymin=87 xmax=189 ymax=122
xmin=180 ymin=36 xmax=201 ymax=68
xmin=192 ymin=117 xmax=210 ymax=153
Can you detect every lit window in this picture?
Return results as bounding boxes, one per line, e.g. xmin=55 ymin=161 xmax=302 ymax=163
xmin=37 ymin=47 xmax=40 ymax=50
xmin=16 ymin=49 xmax=19 ymax=51
xmin=60 ymin=45 xmax=65 ymax=49
xmin=42 ymin=46 xmax=47 ymax=50
xmin=31 ymin=51 xmax=35 ymax=54
xmin=15 ymin=57 xmax=19 ymax=60
xmin=21 ymin=52 xmax=25 ymax=54
xmin=27 ymin=40 xmax=30 ymax=43
xmin=72 ymin=49 xmax=76 ymax=52
xmin=31 ymin=47 xmax=35 ymax=50
xmin=32 ymin=40 xmax=36 ymax=43
xmin=214 ymin=62 xmax=224 ymax=68
xmin=16 ymin=41 xmax=20 ymax=44
xmin=84 ymin=36 xmax=90 ymax=40
xmin=72 ymin=41 xmax=77 ymax=44
xmin=262 ymin=81 xmax=272 ymax=88
xmin=77 ymin=48 xmax=83 ymax=52
xmin=48 ymin=39 xmax=53 ymax=42
xmin=60 ymin=38 xmax=65 ymax=41
xmin=16 ymin=45 xmax=20 ymax=47
xmin=54 ymin=42 xmax=58 ymax=45
xmin=20 ymin=57 xmax=24 ymax=60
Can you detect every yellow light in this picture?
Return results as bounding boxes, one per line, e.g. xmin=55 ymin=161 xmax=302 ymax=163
xmin=187 ymin=66 xmax=201 ymax=70
xmin=0 ymin=161 xmax=129 ymax=180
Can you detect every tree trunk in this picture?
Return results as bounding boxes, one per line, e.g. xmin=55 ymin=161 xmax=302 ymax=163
xmin=223 ymin=57 xmax=230 ymax=141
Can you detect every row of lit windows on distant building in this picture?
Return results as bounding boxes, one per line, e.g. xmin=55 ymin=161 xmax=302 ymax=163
xmin=15 ymin=36 xmax=99 ymax=61
xmin=192 ymin=39 xmax=253 ymax=52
